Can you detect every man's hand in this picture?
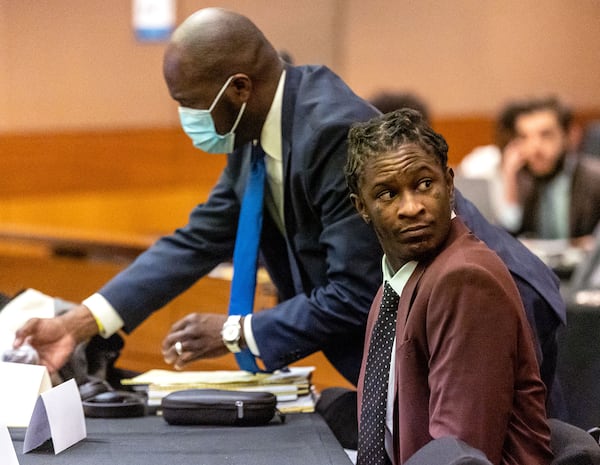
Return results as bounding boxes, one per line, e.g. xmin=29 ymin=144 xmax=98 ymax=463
xmin=501 ymin=141 xmax=527 ymax=179
xmin=162 ymin=313 xmax=229 ymax=370
xmin=13 ymin=305 xmax=100 ymax=374
xmin=501 ymin=140 xmax=527 ymax=206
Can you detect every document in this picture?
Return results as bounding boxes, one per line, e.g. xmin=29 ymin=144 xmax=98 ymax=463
xmin=0 ymin=424 xmax=19 ymax=465
xmin=0 ymin=362 xmax=52 ymax=427
xmin=122 ymin=366 xmax=314 ymax=387
xmin=23 ymin=378 xmax=86 ymax=454
xmin=0 ymin=289 xmax=54 ymax=356
xmin=122 ymin=366 xmax=317 ymax=413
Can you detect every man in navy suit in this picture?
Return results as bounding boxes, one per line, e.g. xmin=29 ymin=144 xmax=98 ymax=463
xmin=13 ymin=7 xmax=382 ymax=385
xmin=14 ymin=8 xmax=564 ymax=419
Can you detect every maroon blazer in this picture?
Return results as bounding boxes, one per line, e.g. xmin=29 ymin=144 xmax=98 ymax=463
xmin=357 ymin=219 xmax=553 ymax=465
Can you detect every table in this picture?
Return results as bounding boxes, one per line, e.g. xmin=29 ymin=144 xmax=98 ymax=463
xmin=10 ymin=413 xmax=352 ymax=465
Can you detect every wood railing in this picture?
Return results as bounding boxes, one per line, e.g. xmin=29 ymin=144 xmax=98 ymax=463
xmin=0 ymin=128 xmax=225 ymax=198
xmin=2 ymin=112 xmax=599 ymax=198
xmin=0 ymin=223 xmax=156 ymax=261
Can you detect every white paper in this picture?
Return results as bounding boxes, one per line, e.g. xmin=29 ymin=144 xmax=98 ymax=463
xmin=0 ymin=424 xmax=20 ymax=465
xmin=0 ymin=288 xmax=55 ymax=354
xmin=0 ymin=362 xmax=52 ymax=427
xmin=23 ymin=379 xmax=86 ymax=454
xmin=122 ymin=366 xmax=315 ymax=386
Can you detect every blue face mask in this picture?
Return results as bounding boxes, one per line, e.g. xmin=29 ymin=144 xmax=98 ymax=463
xmin=178 ymin=75 xmax=247 ymax=154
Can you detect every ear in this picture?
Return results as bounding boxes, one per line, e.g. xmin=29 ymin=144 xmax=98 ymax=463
xmin=350 ymin=193 xmax=371 ymax=224
xmin=446 ymin=167 xmax=455 ymax=205
xmin=229 ymin=73 xmax=252 ymax=103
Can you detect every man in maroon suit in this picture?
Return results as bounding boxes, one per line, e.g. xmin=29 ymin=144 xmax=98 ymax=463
xmin=346 ymin=109 xmax=553 ymax=465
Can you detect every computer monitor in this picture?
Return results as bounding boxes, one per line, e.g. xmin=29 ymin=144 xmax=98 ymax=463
xmin=568 ymin=226 xmax=600 ymax=306
xmin=453 ymin=175 xmax=496 ymax=224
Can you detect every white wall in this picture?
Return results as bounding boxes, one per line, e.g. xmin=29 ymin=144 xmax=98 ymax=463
xmin=343 ymin=0 xmax=600 ymax=115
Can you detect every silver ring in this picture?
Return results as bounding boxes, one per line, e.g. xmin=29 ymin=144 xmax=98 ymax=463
xmin=174 ymin=341 xmax=183 ymax=356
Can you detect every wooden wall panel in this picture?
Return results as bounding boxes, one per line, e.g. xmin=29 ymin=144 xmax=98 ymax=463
xmin=0 ymin=128 xmax=226 ymax=198
xmin=0 ymin=120 xmax=486 ymax=203
xmin=3 ymin=111 xmax=599 ymax=201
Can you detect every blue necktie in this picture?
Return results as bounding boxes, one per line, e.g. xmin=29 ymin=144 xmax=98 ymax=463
xmin=229 ymin=143 xmax=266 ymax=373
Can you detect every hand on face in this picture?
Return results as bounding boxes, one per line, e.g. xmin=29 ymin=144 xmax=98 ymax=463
xmin=161 ymin=313 xmax=229 ymax=370
xmin=513 ymin=109 xmax=569 ymax=178
xmin=501 ymin=140 xmax=527 ymax=178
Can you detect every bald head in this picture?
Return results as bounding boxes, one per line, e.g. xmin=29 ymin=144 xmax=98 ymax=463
xmin=163 ymin=8 xmax=284 ymax=145
xmin=164 ymin=8 xmax=281 ymax=92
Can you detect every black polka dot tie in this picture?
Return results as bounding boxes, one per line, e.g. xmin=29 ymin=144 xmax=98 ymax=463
xmin=357 ymin=282 xmax=400 ymax=465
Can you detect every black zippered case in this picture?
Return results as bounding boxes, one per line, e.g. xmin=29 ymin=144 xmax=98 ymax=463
xmin=161 ymin=389 xmax=278 ymax=426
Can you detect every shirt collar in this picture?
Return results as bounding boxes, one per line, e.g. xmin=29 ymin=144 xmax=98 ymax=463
xmin=381 ymin=210 xmax=456 ymax=295
xmin=259 ymin=70 xmax=286 ymax=159
xmin=382 ymin=256 xmax=418 ymax=297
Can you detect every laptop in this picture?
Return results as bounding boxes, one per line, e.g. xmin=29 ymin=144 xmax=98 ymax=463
xmin=568 ymin=226 xmax=600 ymax=306
xmin=453 ymin=174 xmax=496 ymax=224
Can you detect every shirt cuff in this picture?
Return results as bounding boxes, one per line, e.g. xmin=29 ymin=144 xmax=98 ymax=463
xmin=82 ymin=293 xmax=124 ymax=338
xmin=243 ymin=314 xmax=260 ymax=356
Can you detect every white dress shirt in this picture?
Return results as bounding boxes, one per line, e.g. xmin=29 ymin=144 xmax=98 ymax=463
xmin=381 ymin=258 xmax=418 ymax=460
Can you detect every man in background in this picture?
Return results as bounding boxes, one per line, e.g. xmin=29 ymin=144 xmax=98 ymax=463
xmin=498 ymin=96 xmax=600 ymax=243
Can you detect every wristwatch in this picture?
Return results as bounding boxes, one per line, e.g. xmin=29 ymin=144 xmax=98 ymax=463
xmin=221 ymin=315 xmax=243 ymax=353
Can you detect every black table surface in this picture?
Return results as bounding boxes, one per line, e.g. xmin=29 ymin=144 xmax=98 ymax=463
xmin=10 ymin=413 xmax=352 ymax=465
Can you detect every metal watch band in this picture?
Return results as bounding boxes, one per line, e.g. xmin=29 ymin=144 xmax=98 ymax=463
xmin=222 ymin=315 xmax=242 ymax=353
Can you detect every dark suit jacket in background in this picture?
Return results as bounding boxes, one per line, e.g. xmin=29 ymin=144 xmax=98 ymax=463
xmin=358 ymin=219 xmax=553 ymax=465
xmin=518 ymin=155 xmax=600 ymax=239
xmin=455 ymin=190 xmax=566 ymax=417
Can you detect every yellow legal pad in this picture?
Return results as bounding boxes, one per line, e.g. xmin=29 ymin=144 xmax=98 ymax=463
xmin=122 ymin=366 xmax=316 ymax=413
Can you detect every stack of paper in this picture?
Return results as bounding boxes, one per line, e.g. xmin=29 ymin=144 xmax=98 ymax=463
xmin=121 ymin=366 xmax=316 ymax=413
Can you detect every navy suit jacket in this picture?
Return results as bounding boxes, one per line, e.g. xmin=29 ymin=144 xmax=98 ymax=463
xmin=518 ymin=155 xmax=600 ymax=238
xmin=99 ymin=65 xmax=383 ymax=384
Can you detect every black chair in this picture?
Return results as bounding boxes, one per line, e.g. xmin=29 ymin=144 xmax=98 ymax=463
xmin=549 ymin=418 xmax=600 ymax=465
xmin=315 ymin=387 xmax=358 ymax=450
xmin=403 ymin=437 xmax=492 ymax=465
xmin=402 ymin=420 xmax=600 ymax=465
xmin=317 ymin=388 xmax=600 ymax=464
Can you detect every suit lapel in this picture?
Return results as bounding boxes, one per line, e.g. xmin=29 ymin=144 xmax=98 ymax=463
xmin=280 ymin=66 xmax=298 ymax=179
xmin=396 ymin=264 xmax=426 ymax=336
xmin=279 ymin=66 xmax=304 ymax=294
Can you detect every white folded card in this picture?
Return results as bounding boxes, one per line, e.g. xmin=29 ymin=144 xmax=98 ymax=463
xmin=23 ymin=378 xmax=86 ymax=454
xmin=0 ymin=424 xmax=20 ymax=465
xmin=0 ymin=288 xmax=55 ymax=355
xmin=0 ymin=362 xmax=52 ymax=427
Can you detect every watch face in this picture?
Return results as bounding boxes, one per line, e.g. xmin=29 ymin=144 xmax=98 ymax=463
xmin=222 ymin=325 xmax=239 ymax=342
